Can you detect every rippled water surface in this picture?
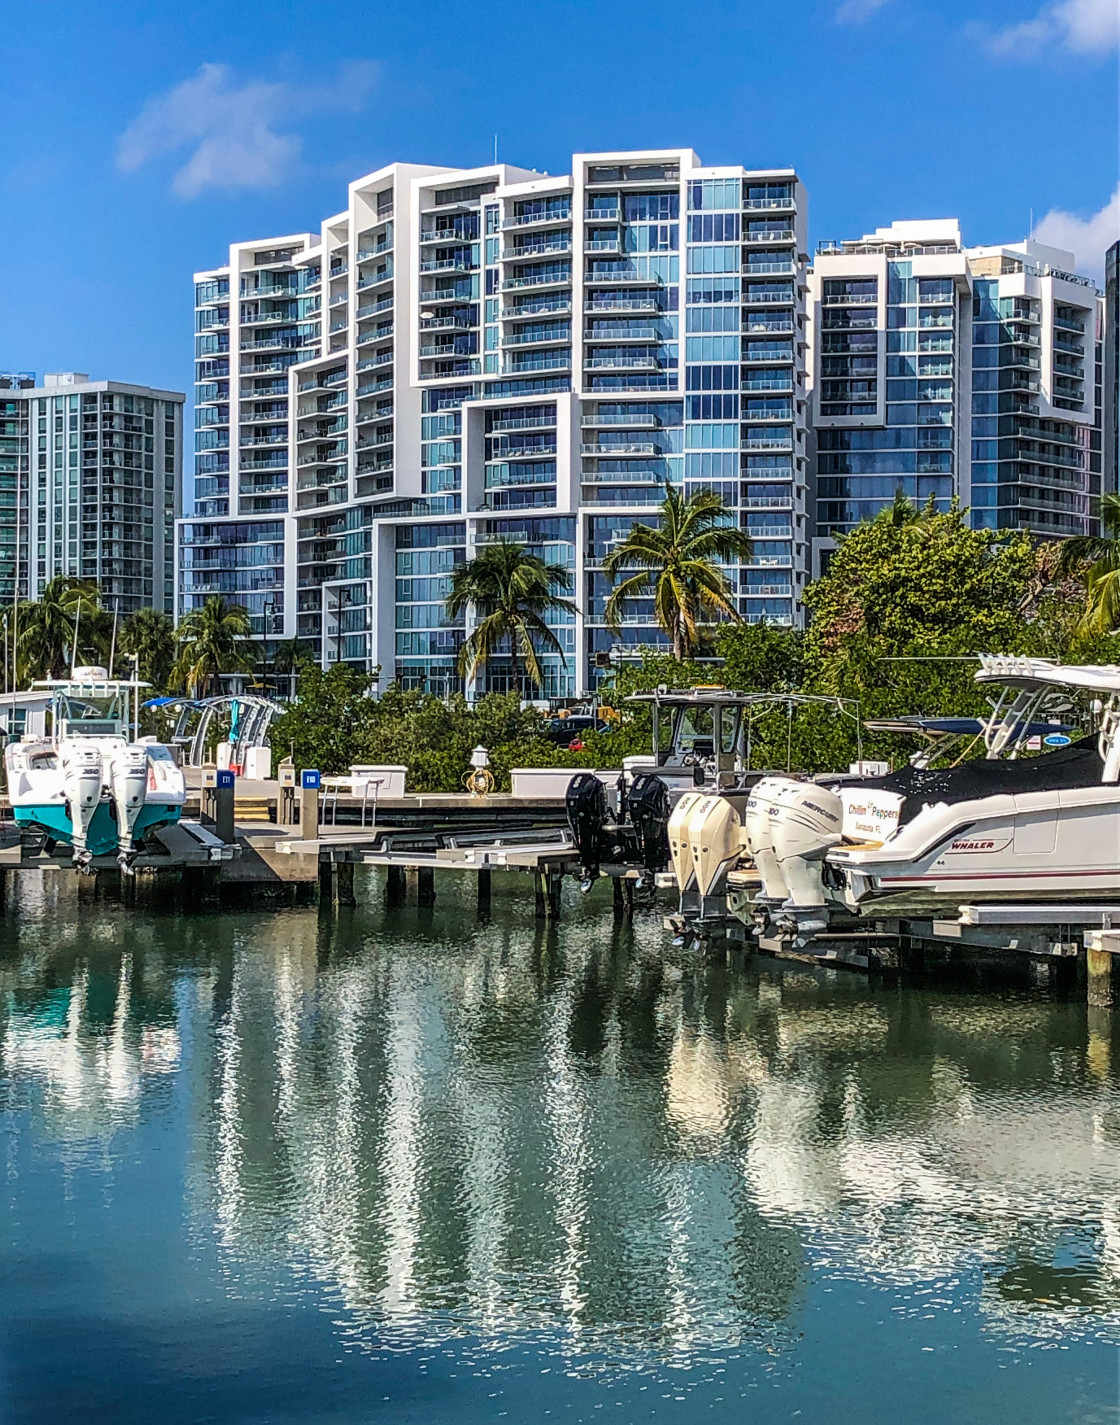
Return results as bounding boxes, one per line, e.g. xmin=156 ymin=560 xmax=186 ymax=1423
xmin=1 ymin=871 xmax=1118 ymax=1423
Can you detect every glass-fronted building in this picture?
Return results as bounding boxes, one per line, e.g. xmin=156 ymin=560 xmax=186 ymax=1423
xmin=0 ymin=371 xmax=183 ymax=614
xmin=808 ymin=221 xmax=1101 ymax=557
xmin=178 ymin=150 xmax=811 ymax=695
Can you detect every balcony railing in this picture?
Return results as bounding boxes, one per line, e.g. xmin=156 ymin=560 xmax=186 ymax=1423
xmin=581 ymin=412 xmax=658 ymax=428
xmin=742 ymin=229 xmax=795 ymax=244
xmin=501 ymin=271 xmax=572 ymax=291
xmin=420 ymin=257 xmax=475 ymax=273
xmin=581 ymin=442 xmax=658 ymax=456
xmin=503 ymin=210 xmax=572 ymax=229
xmin=583 ymin=356 xmax=660 ymax=370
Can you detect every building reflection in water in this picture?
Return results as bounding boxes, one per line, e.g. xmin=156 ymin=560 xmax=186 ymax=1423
xmin=1 ymin=871 xmax=1118 ymax=1369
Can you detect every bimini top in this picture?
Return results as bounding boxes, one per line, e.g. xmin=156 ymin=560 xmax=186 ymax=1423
xmin=975 ymin=655 xmax=1120 ymax=695
xmin=626 ymin=687 xmax=856 ymax=711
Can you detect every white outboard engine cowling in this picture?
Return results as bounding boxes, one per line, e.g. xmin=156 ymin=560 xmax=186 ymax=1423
xmin=109 ymin=745 xmax=149 ymax=873
xmin=668 ymin=790 xmax=706 ymax=891
xmin=769 ymin=782 xmax=844 ymax=940
xmin=60 ymin=744 xmax=103 ymax=869
xmin=742 ymin=776 xmax=799 ymax=912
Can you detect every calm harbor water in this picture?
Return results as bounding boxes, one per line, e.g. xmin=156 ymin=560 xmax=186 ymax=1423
xmin=1 ymin=873 xmax=1118 ymax=1424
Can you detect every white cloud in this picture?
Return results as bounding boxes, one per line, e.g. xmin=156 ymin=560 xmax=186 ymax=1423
xmin=985 ymin=0 xmax=1119 ymax=57
xmin=1034 ymin=186 xmax=1120 ymax=284
xmin=835 ymin=0 xmax=893 ymax=22
xmin=117 ymin=61 xmax=377 ymax=199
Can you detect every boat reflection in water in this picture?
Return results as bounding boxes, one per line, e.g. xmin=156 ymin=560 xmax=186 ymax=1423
xmin=1 ymin=871 xmax=1118 ymax=1400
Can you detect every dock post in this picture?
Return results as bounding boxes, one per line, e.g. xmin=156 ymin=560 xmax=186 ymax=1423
xmin=417 ymin=866 xmax=436 ymax=906
xmin=335 ymin=860 xmax=356 ymax=908
xmin=386 ymin=864 xmax=406 ymax=906
xmin=535 ymin=871 xmax=547 ymax=921
xmin=300 ymin=787 xmax=320 ymax=842
xmin=547 ymin=868 xmax=562 ymax=920
xmin=612 ymin=875 xmax=625 ymax=919
xmin=214 ymin=781 xmax=236 ymax=844
xmin=477 ymin=868 xmax=492 ymax=914
xmin=1086 ymin=947 xmax=1115 ymax=1008
xmin=622 ymin=877 xmax=634 ymax=919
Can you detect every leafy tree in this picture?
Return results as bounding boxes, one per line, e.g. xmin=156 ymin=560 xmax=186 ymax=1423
xmin=717 ymin=621 xmax=806 ymax=693
xmin=17 ymin=577 xmax=101 ymax=681
xmin=604 ymin=485 xmax=753 ymax=659
xmin=446 ymin=540 xmax=577 ymax=693
xmin=121 ymin=607 xmax=176 ymax=688
xmin=1055 ymin=491 xmax=1120 ymax=635
xmin=270 ymin=638 xmax=315 ymax=677
xmin=173 ymin=595 xmax=253 ymax=697
xmin=802 ymin=505 xmax=1038 ymax=666
xmin=267 ymin=664 xmax=382 ymax=772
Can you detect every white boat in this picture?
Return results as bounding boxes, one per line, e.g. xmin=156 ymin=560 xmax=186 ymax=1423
xmin=667 ymin=656 xmax=1120 ymax=949
xmin=4 ymin=667 xmax=186 ymax=873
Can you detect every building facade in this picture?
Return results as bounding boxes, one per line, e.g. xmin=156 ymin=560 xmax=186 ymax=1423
xmin=0 ymin=371 xmax=183 ymax=615
xmin=1105 ymin=240 xmax=1119 ymax=504
xmin=807 ymin=221 xmax=1101 ymax=556
xmin=178 ymin=149 xmax=811 ymax=696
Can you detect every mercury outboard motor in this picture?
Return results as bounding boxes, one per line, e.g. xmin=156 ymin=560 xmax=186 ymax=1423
xmin=626 ymin=773 xmax=670 ymax=884
xmin=565 ymin=772 xmax=610 ymax=889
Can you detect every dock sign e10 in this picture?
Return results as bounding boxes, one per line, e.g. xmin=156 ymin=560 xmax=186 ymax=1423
xmin=300 ymin=769 xmax=321 ymax=790
xmin=1043 ymin=733 xmax=1072 ymax=747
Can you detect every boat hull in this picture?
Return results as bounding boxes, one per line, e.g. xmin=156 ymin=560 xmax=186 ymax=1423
xmin=13 ymin=801 xmax=182 ymax=856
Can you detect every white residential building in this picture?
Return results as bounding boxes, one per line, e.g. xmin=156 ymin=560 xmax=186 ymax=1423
xmin=179 ymin=149 xmax=811 ymax=696
xmin=807 ymin=220 xmax=1102 ymax=558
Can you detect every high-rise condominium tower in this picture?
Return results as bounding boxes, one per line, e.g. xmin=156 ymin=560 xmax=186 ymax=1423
xmin=0 ymin=371 xmax=184 ymax=615
xmin=179 ymin=149 xmax=810 ymax=695
xmin=808 ymin=220 xmax=1101 ymax=554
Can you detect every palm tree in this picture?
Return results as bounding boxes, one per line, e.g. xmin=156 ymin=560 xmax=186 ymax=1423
xmin=122 ymin=607 xmax=176 ymax=688
xmin=445 ymin=540 xmax=577 ymax=693
xmin=876 ymin=489 xmax=936 ymax=527
xmin=1055 ymin=493 xmax=1120 ymax=634
xmin=17 ymin=577 xmax=102 ymax=681
xmin=269 ymin=637 xmax=314 ymax=698
xmin=173 ymin=595 xmax=253 ymax=697
xmin=604 ymin=485 xmax=753 ymax=660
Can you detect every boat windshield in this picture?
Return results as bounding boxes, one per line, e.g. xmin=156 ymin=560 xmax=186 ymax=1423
xmin=53 ymin=692 xmax=127 ymax=737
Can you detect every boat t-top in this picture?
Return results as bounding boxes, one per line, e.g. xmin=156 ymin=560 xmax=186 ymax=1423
xmin=4 ymin=667 xmax=186 ymax=873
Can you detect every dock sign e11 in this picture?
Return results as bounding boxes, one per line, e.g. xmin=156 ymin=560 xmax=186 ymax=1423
xmin=300 ymin=769 xmax=321 ymax=790
xmin=1043 ymin=733 xmax=1072 ymax=747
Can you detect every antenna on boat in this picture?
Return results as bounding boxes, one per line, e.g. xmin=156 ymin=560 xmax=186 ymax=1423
xmin=70 ymin=603 xmax=81 ymax=678
xmin=109 ymin=598 xmax=119 ymax=677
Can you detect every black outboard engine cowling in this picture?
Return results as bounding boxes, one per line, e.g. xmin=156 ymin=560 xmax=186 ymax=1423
xmin=627 ymin=773 xmax=670 ymax=875
xmin=565 ymin=773 xmax=609 ymax=884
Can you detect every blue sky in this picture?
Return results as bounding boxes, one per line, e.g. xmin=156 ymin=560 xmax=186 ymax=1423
xmin=2 ymin=0 xmax=1117 ymax=400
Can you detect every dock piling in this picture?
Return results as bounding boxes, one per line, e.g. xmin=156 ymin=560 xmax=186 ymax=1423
xmin=417 ymin=866 xmax=436 ymax=906
xmin=477 ymin=868 xmax=492 ymax=914
xmin=1086 ymin=947 xmax=1115 ymax=1008
xmin=386 ymin=864 xmax=406 ymax=906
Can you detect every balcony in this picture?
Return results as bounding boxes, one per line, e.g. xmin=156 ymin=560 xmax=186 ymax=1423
xmin=581 ymin=442 xmax=658 ymax=456
xmin=742 ymin=495 xmax=793 ymax=509
xmin=503 ymin=355 xmax=571 ymax=374
xmin=420 ymin=256 xmax=474 ymax=274
xmin=743 ymin=197 xmax=795 ymax=211
xmin=742 ymin=289 xmax=794 ymax=305
xmin=581 ymin=412 xmax=658 ymax=428
xmin=743 ymin=378 xmax=794 ymax=393
xmin=419 ymin=342 xmax=475 ymax=358
xmin=584 ymin=325 xmax=660 ymax=342
xmin=356 ymin=297 xmax=393 ymax=320
xmin=357 ymin=268 xmax=394 ymax=291
xmin=742 ymin=229 xmax=795 ymax=244
xmin=486 ymin=444 xmax=558 ymax=460
xmin=584 ymin=207 xmax=620 ymax=221
xmin=489 ymin=414 xmax=557 ymax=433
xmin=501 ymin=271 xmax=572 ymax=292
xmin=240 ymin=434 xmax=288 ymax=447
xmin=502 ymin=210 xmax=572 ymax=229
xmin=419 ymin=314 xmax=475 ymax=331
xmin=500 ymin=330 xmax=571 ymax=349
xmin=584 ymin=239 xmax=621 ymax=254
xmin=356 ymin=240 xmax=393 ymax=260
xmin=744 ymin=316 xmax=795 ymax=334
xmin=329 ymin=263 xmax=348 ymax=279
xmin=742 ymin=261 xmax=796 ymax=276
xmin=356 ymin=377 xmax=394 ymax=397
xmin=583 ymin=355 xmax=661 ymax=371
xmin=501 ymin=298 xmax=572 ymax=321
xmin=419 ymin=227 xmax=477 ymax=246
xmin=743 ymin=347 xmax=793 ymax=363
xmin=742 ymin=434 xmax=794 ymax=450
xmin=584 ymin=269 xmax=662 ymax=286
xmin=503 ymin=238 xmax=572 ymax=262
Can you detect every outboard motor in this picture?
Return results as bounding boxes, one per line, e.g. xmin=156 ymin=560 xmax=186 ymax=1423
xmin=686 ymin=795 xmax=747 ymax=900
xmin=565 ymin=772 xmax=610 ymax=890
xmin=742 ymin=776 xmax=798 ymax=929
xmin=668 ymin=790 xmax=706 ymax=892
xmin=109 ymin=745 xmax=149 ymax=875
xmin=626 ymin=773 xmax=670 ymax=884
xmin=60 ymin=744 xmax=103 ymax=871
xmin=769 ymin=782 xmax=844 ymax=941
